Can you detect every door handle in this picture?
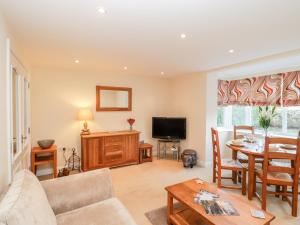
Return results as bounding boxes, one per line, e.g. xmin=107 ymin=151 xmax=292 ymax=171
xmin=21 ymin=135 xmax=27 ymax=143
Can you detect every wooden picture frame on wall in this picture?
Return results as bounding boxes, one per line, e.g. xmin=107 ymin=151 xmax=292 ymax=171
xmin=96 ymin=86 xmax=132 ymax=111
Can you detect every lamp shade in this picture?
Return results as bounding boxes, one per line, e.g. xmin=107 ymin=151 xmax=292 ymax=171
xmin=77 ymin=108 xmax=94 ymax=121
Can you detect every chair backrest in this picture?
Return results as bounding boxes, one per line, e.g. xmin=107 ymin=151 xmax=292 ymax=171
xmin=234 ymin=125 xmax=255 ymax=139
xmin=262 ymin=136 xmax=300 ymax=185
xmin=211 ymin=128 xmax=221 ymax=169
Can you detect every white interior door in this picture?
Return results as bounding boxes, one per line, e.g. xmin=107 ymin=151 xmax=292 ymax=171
xmin=11 ymin=67 xmax=30 ymax=160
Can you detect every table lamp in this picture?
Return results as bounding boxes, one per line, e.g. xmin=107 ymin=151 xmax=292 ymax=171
xmin=77 ymin=108 xmax=94 ymax=135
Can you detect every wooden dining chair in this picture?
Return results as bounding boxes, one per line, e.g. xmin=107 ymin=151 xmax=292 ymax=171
xmin=211 ymin=128 xmax=247 ymax=195
xmin=234 ymin=125 xmax=263 ymax=163
xmin=254 ymin=136 xmax=300 ymax=217
xmin=233 ymin=125 xmax=263 ymax=183
xmin=233 ymin=125 xmax=255 ymax=140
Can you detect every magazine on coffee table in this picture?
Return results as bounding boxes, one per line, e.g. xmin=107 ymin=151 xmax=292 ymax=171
xmin=194 ymin=190 xmax=219 ymax=202
xmin=201 ymin=200 xmax=239 ymax=216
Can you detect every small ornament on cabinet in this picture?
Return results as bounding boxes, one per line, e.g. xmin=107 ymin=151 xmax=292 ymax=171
xmin=127 ymin=118 xmax=135 ymax=131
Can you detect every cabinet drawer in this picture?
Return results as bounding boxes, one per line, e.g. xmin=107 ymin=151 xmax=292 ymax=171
xmin=105 ymin=151 xmax=123 ymax=162
xmin=105 ymin=136 xmax=123 ymax=146
xmin=105 ymin=144 xmax=122 ymax=152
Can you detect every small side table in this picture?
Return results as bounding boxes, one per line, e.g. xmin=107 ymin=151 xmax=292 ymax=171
xmin=157 ymin=139 xmax=181 ymax=161
xmin=31 ymin=145 xmax=57 ymax=178
xmin=139 ymin=143 xmax=153 ymax=163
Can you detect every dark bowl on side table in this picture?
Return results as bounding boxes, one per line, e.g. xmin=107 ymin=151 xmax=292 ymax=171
xmin=37 ymin=139 xmax=55 ymax=149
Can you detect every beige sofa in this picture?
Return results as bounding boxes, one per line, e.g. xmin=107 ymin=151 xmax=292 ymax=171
xmin=0 ymin=169 xmax=137 ymax=225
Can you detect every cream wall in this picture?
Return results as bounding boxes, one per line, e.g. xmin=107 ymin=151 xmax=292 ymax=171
xmin=210 ymin=49 xmax=300 ymax=81
xmin=169 ymin=72 xmax=221 ymax=166
xmin=31 ymin=67 xmax=171 ymax=170
xmin=0 ymin=12 xmax=10 ymax=192
xmin=169 ymin=73 xmax=207 ymax=165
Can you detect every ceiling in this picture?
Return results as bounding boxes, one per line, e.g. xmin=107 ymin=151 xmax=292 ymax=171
xmin=1 ymin=0 xmax=300 ymax=76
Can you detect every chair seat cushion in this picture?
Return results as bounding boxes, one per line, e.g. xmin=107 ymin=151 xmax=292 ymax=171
xmin=56 ymin=198 xmax=136 ymax=225
xmin=0 ymin=170 xmax=57 ymax=225
xmin=237 ymin=152 xmax=248 ymax=161
xmin=221 ymin=159 xmax=244 ymax=169
xmin=256 ymin=170 xmax=293 ymax=184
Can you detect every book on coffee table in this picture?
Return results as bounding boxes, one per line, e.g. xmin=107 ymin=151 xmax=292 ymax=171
xmin=201 ymin=200 xmax=239 ymax=216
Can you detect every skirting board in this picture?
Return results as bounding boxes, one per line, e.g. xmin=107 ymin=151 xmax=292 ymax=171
xmin=198 ymin=160 xmax=213 ymax=168
xmin=36 ymin=159 xmax=213 ymax=176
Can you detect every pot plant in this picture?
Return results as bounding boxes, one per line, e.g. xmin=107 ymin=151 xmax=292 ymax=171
xmin=258 ymin=106 xmax=277 ymax=136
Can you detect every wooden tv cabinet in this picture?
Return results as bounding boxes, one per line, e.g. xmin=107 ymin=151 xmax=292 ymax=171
xmin=81 ymin=130 xmax=140 ymax=171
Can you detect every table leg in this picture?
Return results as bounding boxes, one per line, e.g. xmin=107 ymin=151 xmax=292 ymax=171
xmin=53 ymin=150 xmax=57 ymax=178
xmin=248 ymin=154 xmax=255 ymax=200
xmin=167 ymin=192 xmax=173 ymax=225
xmin=232 ymin=150 xmax=237 ymax=183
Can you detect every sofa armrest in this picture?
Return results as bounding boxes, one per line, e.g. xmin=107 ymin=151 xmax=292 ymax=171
xmin=41 ymin=168 xmax=114 ymax=215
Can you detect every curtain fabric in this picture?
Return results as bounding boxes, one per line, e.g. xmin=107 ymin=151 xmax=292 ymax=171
xmin=249 ymin=74 xmax=282 ymax=106
xmin=227 ymin=78 xmax=252 ymax=105
xmin=218 ymin=74 xmax=282 ymax=106
xmin=282 ymin=71 xmax=300 ymax=106
xmin=217 ymin=80 xmax=229 ymax=106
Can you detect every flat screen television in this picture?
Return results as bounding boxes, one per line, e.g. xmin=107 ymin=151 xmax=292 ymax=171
xmin=152 ymin=117 xmax=186 ymax=140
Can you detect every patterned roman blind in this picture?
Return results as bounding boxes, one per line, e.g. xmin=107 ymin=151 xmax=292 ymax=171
xmin=249 ymin=74 xmax=282 ymax=106
xmin=228 ymin=78 xmax=252 ymax=105
xmin=218 ymin=74 xmax=282 ymax=106
xmin=217 ymin=80 xmax=229 ymax=106
xmin=282 ymin=71 xmax=300 ymax=106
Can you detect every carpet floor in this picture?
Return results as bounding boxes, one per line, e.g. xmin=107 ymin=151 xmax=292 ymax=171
xmin=110 ymin=159 xmax=300 ymax=225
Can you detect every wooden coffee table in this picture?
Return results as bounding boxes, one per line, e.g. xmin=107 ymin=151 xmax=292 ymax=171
xmin=165 ymin=179 xmax=275 ymax=225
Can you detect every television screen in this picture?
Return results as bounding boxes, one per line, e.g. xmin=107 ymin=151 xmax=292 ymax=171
xmin=152 ymin=117 xmax=186 ymax=140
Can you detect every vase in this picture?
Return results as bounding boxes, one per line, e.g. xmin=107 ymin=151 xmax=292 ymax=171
xmin=130 ymin=125 xmax=133 ymax=131
xmin=264 ymin=128 xmax=268 ymax=137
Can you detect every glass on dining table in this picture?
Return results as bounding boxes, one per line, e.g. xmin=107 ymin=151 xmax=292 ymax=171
xmin=244 ymin=133 xmax=256 ymax=143
xmin=256 ymin=138 xmax=264 ymax=152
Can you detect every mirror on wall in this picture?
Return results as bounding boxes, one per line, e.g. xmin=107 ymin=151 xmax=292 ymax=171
xmin=96 ymin=86 xmax=132 ymax=111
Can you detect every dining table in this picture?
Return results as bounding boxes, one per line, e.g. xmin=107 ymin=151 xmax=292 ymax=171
xmin=226 ymin=138 xmax=296 ymax=200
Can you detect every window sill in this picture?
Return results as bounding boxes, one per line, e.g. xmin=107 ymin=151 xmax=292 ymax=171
xmin=217 ymin=127 xmax=232 ymax=132
xmin=217 ymin=127 xmax=297 ymax=138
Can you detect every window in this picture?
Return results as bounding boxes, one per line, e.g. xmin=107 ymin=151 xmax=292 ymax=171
xmin=269 ymin=108 xmax=283 ymax=133
xmin=231 ymin=106 xmax=246 ymax=126
xmin=217 ymin=106 xmax=300 ymax=137
xmin=287 ymin=106 xmax=300 ymax=136
xmin=217 ymin=107 xmax=225 ymax=127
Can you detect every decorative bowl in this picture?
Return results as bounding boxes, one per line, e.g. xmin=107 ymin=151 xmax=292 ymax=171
xmin=37 ymin=139 xmax=55 ymax=149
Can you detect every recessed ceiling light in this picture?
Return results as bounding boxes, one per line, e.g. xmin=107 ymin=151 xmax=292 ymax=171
xmin=180 ymin=33 xmax=186 ymax=39
xmin=98 ymin=7 xmax=106 ymax=14
xmin=123 ymin=66 xmax=128 ymax=70
xmin=161 ymin=72 xmax=165 ymax=75
xmin=228 ymin=49 xmax=234 ymax=53
xmin=74 ymin=59 xmax=80 ymax=64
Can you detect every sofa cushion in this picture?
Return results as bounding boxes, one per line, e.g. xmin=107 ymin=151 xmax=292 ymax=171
xmin=41 ymin=168 xmax=115 ymax=215
xmin=56 ymin=197 xmax=136 ymax=225
xmin=0 ymin=170 xmax=57 ymax=225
